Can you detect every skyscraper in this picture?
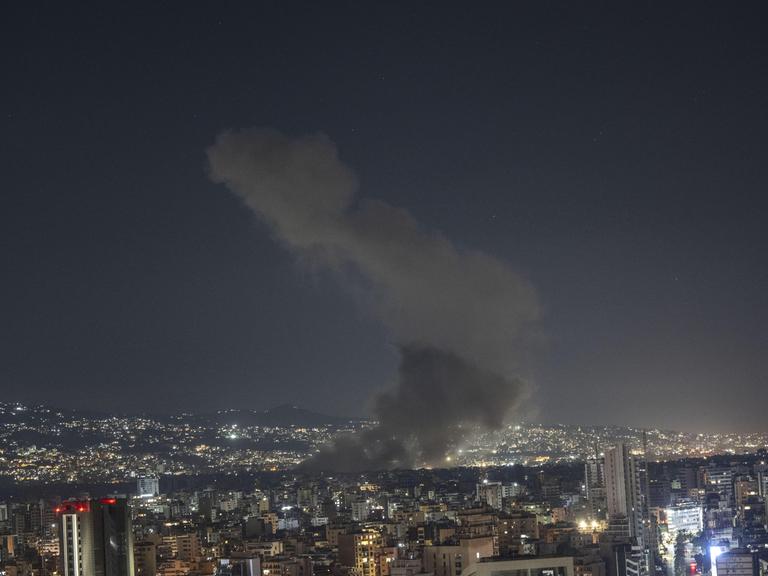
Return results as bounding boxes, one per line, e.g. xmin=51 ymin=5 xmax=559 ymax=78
xmin=57 ymin=498 xmax=134 ymax=576
xmin=604 ymin=443 xmax=645 ymax=546
xmin=585 ymin=456 xmax=607 ymax=519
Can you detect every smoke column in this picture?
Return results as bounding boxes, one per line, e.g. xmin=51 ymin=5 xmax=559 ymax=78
xmin=207 ymin=128 xmax=539 ymax=471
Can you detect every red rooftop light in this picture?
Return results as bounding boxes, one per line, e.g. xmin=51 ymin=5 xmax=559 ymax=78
xmin=57 ymin=500 xmax=91 ymax=513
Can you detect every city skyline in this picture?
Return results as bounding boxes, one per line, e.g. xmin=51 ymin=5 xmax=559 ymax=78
xmin=4 ymin=401 xmax=768 ymax=491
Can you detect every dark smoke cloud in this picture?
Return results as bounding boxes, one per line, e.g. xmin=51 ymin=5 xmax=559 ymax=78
xmin=206 ymin=128 xmax=539 ymax=471
xmin=302 ymin=345 xmax=525 ymax=472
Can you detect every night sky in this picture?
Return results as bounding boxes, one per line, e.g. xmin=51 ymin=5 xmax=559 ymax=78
xmin=2 ymin=2 xmax=767 ymax=432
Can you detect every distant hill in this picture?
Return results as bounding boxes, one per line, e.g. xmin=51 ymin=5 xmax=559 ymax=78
xmin=0 ymin=402 xmax=361 ymax=428
xmin=205 ymin=404 xmax=358 ymax=427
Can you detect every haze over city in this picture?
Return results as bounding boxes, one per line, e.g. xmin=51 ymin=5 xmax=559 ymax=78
xmin=3 ymin=2 xmax=767 ymax=434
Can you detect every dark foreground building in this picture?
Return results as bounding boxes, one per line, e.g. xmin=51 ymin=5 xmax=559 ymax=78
xmin=57 ymin=498 xmax=134 ymax=576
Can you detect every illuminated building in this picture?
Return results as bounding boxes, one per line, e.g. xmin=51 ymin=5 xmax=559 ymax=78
xmin=733 ymin=477 xmax=759 ymax=519
xmin=757 ymin=469 xmax=768 ymax=498
xmin=715 ymin=550 xmax=757 ymax=576
xmin=57 ymin=498 xmax=135 ymax=576
xmin=338 ymin=529 xmax=383 ymax=576
xmin=585 ymin=457 xmax=607 ymax=519
xmin=137 ymin=477 xmax=160 ymax=498
xmin=503 ymin=483 xmax=524 ymax=499
xmin=664 ymin=504 xmax=703 ymax=538
xmin=706 ymin=506 xmax=735 ymax=544
xmin=379 ymin=546 xmax=398 ymax=576
xmin=604 ymin=444 xmax=645 ymax=546
xmin=219 ymin=556 xmax=261 ymax=576
xmin=476 ymin=481 xmax=503 ymax=510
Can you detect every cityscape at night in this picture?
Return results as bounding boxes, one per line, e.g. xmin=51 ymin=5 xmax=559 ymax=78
xmin=5 ymin=400 xmax=768 ymax=576
xmin=2 ymin=4 xmax=768 ymax=576
xmin=3 ymin=402 xmax=768 ymax=486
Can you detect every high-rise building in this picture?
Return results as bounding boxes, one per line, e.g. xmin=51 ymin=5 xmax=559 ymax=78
xmin=57 ymin=498 xmax=134 ymax=576
xmin=585 ymin=457 xmax=607 ymax=519
xmin=604 ymin=444 xmax=645 ymax=546
xmin=733 ymin=477 xmax=759 ymax=519
xmin=756 ymin=470 xmax=768 ymax=500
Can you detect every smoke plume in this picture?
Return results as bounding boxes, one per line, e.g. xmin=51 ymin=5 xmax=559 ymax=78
xmin=207 ymin=128 xmax=539 ymax=471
